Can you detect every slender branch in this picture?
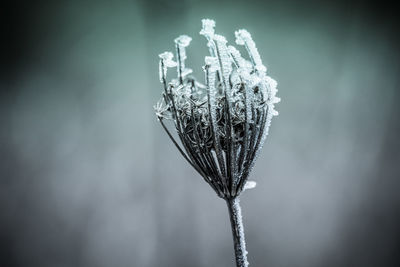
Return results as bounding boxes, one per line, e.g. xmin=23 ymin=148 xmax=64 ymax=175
xmin=226 ymin=198 xmax=249 ymax=267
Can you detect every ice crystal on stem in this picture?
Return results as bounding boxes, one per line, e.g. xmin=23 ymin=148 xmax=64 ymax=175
xmin=154 ymin=19 xmax=279 ymax=267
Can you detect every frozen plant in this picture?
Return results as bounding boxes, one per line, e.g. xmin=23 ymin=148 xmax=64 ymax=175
xmin=154 ymin=19 xmax=280 ymax=267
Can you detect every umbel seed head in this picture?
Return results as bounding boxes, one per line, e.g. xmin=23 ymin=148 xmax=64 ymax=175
xmin=155 ymin=19 xmax=280 ymax=199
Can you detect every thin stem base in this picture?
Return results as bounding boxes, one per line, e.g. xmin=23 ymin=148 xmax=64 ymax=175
xmin=226 ymin=197 xmax=249 ymax=267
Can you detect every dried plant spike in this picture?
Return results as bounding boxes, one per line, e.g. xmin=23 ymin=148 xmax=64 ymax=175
xmin=175 ymin=35 xmax=192 ymax=83
xmin=228 ymin=45 xmax=249 ymax=70
xmin=158 ymin=51 xmax=177 ymax=82
xmin=235 ymin=29 xmax=267 ymax=74
xmin=154 ymin=19 xmax=279 ymax=267
xmin=204 ymin=56 xmax=219 ymax=70
xmin=214 ymin=34 xmax=233 ymax=85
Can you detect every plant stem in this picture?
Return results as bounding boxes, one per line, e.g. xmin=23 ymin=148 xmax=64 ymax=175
xmin=226 ymin=197 xmax=249 ymax=267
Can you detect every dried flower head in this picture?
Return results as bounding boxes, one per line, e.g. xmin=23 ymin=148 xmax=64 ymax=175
xmin=155 ymin=19 xmax=280 ymax=199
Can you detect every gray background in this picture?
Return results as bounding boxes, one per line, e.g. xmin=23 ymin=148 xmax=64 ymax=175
xmin=1 ymin=0 xmax=400 ymax=266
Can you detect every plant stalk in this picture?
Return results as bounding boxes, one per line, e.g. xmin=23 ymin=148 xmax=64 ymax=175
xmin=226 ymin=197 xmax=248 ymax=267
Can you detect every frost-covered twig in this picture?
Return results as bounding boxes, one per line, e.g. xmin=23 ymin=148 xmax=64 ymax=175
xmin=154 ymin=19 xmax=280 ymax=267
xmin=227 ymin=198 xmax=248 ymax=267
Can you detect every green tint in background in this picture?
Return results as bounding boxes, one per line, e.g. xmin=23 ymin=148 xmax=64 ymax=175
xmin=1 ymin=0 xmax=399 ymax=266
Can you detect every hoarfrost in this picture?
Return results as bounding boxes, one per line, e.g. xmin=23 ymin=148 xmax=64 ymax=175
xmin=244 ymin=181 xmax=257 ymax=191
xmin=158 ymin=51 xmax=177 ymax=83
xmin=200 ymin=19 xmax=216 ymax=37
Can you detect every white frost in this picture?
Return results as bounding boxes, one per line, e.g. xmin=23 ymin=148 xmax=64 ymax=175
xmin=199 ymin=19 xmax=216 ymax=37
xmin=174 ymin=35 xmax=192 ymax=47
xmin=159 ymin=51 xmax=177 ymax=83
xmin=244 ymin=181 xmax=257 ymax=191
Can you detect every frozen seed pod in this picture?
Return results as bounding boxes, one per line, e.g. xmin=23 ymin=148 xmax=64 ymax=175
xmin=154 ymin=19 xmax=279 ymax=267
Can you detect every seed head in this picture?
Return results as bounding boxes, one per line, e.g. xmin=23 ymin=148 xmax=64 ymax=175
xmin=155 ymin=19 xmax=280 ymax=199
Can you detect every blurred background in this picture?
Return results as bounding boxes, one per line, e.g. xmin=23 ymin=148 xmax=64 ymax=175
xmin=1 ymin=0 xmax=400 ymax=266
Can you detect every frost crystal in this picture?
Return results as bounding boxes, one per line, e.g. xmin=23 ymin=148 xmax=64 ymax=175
xmin=155 ymin=19 xmax=279 ymax=198
xmin=243 ymin=180 xmax=257 ymax=191
xmin=158 ymin=52 xmax=177 ymax=83
xmin=200 ymin=19 xmax=216 ymax=36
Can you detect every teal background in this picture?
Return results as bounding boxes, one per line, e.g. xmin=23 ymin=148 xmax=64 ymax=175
xmin=1 ymin=0 xmax=399 ymax=266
